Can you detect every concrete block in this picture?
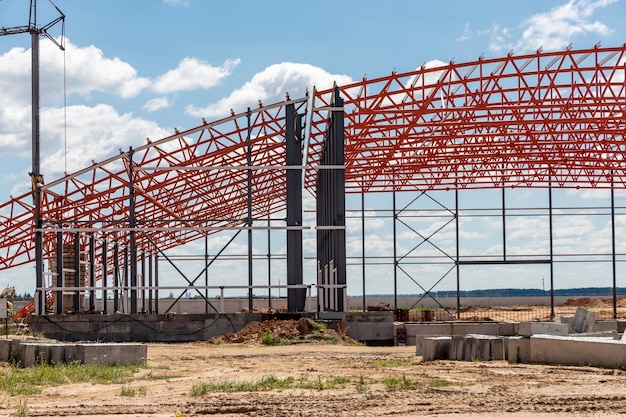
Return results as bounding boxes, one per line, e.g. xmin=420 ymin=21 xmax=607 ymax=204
xmin=344 ymin=312 xmax=394 ymax=342
xmin=518 ymin=322 xmax=569 ymax=337
xmin=79 ymin=343 xmax=147 ymax=366
xmin=508 ymin=337 xmax=530 ymax=364
xmin=422 ymin=337 xmax=451 ymax=361
xmin=590 ymin=320 xmax=618 ymax=333
xmin=18 ymin=343 xmax=38 ymax=367
xmin=464 ymin=335 xmax=495 ymax=361
xmin=0 ymin=339 xmax=12 ymax=362
xmin=568 ymin=330 xmax=617 ymax=339
xmin=571 ymin=307 xmax=595 ymax=333
xmin=621 ymin=331 xmax=626 ymax=342
xmin=530 ymin=335 xmax=626 ymax=368
xmin=449 ymin=336 xmax=465 ymax=360
xmin=64 ymin=344 xmax=81 ymax=363
xmin=490 ymin=337 xmax=507 ymax=360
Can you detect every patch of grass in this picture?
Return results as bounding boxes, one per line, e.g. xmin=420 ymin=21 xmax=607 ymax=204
xmin=429 ymin=378 xmax=451 ymax=388
xmin=191 ymin=374 xmax=295 ymax=395
xmin=119 ymin=385 xmax=147 ymax=397
xmin=0 ymin=362 xmax=142 ymax=396
xmin=260 ymin=332 xmax=288 ymax=346
xmin=296 ymin=375 xmax=350 ymax=390
xmin=382 ymin=374 xmax=414 ymax=391
xmin=370 ymin=358 xmax=412 ymax=367
xmin=9 ymin=399 xmax=28 ymax=417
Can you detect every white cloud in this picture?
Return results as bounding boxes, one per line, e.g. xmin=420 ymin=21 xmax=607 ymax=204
xmin=490 ymin=0 xmax=616 ymax=53
xmin=186 ymin=62 xmax=354 ymax=118
xmin=163 ymin=0 xmax=190 ymax=6
xmin=153 ymin=58 xmax=240 ymax=94
xmin=143 ymin=97 xmax=171 ymax=112
xmin=457 ymin=23 xmax=472 ymax=42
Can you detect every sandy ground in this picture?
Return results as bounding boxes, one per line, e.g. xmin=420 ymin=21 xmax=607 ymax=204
xmin=1 ymin=341 xmax=626 ymax=417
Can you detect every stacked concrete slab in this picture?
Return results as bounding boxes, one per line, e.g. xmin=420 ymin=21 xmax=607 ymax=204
xmin=0 ymin=339 xmax=147 ymax=367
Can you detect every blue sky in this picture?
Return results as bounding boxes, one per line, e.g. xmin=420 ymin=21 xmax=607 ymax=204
xmin=0 ymin=0 xmax=625 ymax=299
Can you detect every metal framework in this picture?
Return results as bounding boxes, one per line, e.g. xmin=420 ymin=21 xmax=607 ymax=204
xmin=1 ymin=45 xmax=625 ymax=315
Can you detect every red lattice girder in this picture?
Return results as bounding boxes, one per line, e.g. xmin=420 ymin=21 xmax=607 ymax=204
xmin=0 ymin=45 xmax=625 ymax=276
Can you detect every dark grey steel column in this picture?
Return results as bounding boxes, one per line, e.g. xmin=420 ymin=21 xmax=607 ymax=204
xmin=141 ymin=252 xmax=146 ymax=313
xmin=246 ymin=109 xmax=253 ymax=311
xmin=393 ymin=188 xmax=398 ymax=309
xmin=102 ymin=239 xmax=108 ymax=314
xmin=148 ymin=252 xmax=153 ymax=314
xmin=73 ymin=231 xmax=80 ymax=311
xmin=548 ymin=178 xmax=555 ymax=319
xmin=316 ymin=87 xmax=346 ymax=311
xmin=286 ymin=103 xmax=304 ymax=311
xmin=89 ymin=234 xmax=95 ymax=312
xmin=128 ymin=147 xmax=138 ymax=314
xmin=361 ymin=191 xmax=366 ymax=311
xmin=56 ymin=230 xmax=63 ymax=314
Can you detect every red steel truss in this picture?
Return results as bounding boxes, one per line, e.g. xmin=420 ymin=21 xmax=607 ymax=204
xmin=1 ymin=45 xmax=625 ymax=273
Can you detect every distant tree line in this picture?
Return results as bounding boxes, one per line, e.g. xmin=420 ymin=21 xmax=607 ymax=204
xmin=359 ymin=287 xmax=626 ymax=299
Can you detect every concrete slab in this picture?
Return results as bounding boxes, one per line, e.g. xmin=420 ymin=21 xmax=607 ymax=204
xmin=0 ymin=339 xmax=11 ymax=362
xmin=422 ymin=337 xmax=451 ymax=361
xmin=518 ymin=322 xmax=569 ymax=337
xmin=507 ymin=337 xmax=530 ymax=364
xmin=78 ymin=343 xmax=147 ymax=366
xmin=449 ymin=336 xmax=464 ymax=361
xmin=530 ymin=335 xmax=626 ymax=368
xmin=571 ymin=307 xmax=595 ymax=333
xmin=343 ymin=311 xmax=394 ymax=343
xmin=490 ymin=337 xmax=507 ymax=361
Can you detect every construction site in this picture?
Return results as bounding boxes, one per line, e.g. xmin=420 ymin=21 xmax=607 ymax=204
xmin=1 ymin=0 xmax=626 ymax=372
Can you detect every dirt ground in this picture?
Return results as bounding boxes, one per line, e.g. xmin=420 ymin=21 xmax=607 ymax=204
xmin=2 ymin=335 xmax=626 ymax=416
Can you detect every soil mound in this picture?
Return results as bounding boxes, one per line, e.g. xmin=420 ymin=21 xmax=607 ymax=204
xmin=207 ymin=317 xmax=358 ymax=345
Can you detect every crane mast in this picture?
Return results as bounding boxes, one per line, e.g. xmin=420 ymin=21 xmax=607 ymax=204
xmin=0 ymin=0 xmax=65 ymax=315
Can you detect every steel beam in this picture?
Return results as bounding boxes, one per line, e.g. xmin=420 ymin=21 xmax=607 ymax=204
xmin=286 ymin=103 xmax=304 ymax=311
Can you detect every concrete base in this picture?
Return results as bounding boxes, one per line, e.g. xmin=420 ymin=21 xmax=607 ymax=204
xmin=30 ymin=313 xmax=261 ymax=342
xmin=0 ymin=339 xmax=146 ymax=367
xmin=343 ymin=311 xmax=394 ymax=344
xmin=530 ymin=335 xmax=626 ymax=368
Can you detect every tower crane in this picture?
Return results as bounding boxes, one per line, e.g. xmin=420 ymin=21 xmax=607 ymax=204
xmin=0 ymin=0 xmax=65 ymax=315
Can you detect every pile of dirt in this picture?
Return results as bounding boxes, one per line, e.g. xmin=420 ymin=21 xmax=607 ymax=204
xmin=206 ymin=317 xmax=358 ymax=345
xmin=559 ymin=297 xmax=614 ymax=307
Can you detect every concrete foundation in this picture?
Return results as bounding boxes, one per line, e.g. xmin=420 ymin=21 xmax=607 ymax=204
xmin=0 ymin=339 xmax=146 ymax=367
xmin=530 ymin=335 xmax=626 ymax=368
xmin=342 ymin=311 xmax=394 ymax=344
xmin=29 ymin=313 xmax=262 ymax=342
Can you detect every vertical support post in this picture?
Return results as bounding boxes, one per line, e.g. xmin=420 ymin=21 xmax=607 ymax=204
xmin=73 ymin=231 xmax=80 ymax=311
xmin=361 ymin=190 xmax=366 ymax=311
xmin=113 ymin=242 xmax=119 ymax=313
xmin=455 ymin=188 xmax=461 ymax=320
xmin=88 ymin=234 xmax=95 ymax=312
xmin=128 ymin=147 xmax=138 ymax=314
xmin=141 ymin=251 xmax=146 ymax=313
xmin=123 ymin=245 xmax=129 ymax=313
xmin=267 ymin=218 xmax=272 ymax=310
xmin=611 ymin=172 xmax=617 ymax=319
xmin=246 ymin=108 xmax=254 ymax=312
xmin=502 ymin=186 xmax=506 ymax=261
xmin=31 ymin=29 xmax=44 ymax=315
xmin=102 ymin=238 xmax=108 ymax=314
xmin=55 ymin=230 xmax=63 ymax=314
xmin=392 ymin=188 xmax=398 ymax=310
xmin=148 ymin=252 xmax=153 ymax=314
xmin=286 ymin=103 xmax=304 ymax=312
xmin=315 ymin=87 xmax=345 ymax=312
xmin=548 ymin=178 xmax=555 ymax=319
xmin=154 ymin=254 xmax=159 ymax=314
xmin=205 ymin=235 xmax=209 ymax=314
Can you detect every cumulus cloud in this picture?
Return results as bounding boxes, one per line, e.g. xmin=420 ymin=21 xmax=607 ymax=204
xmin=186 ymin=62 xmax=354 ymax=118
xmin=490 ymin=0 xmax=616 ymax=53
xmin=163 ymin=0 xmax=190 ymax=6
xmin=153 ymin=58 xmax=240 ymax=94
xmin=143 ymin=97 xmax=171 ymax=112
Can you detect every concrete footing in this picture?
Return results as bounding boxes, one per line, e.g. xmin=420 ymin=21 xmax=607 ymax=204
xmin=0 ymin=339 xmax=146 ymax=367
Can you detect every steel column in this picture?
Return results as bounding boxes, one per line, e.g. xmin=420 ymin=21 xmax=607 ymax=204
xmin=286 ymin=103 xmax=304 ymax=312
xmin=89 ymin=234 xmax=95 ymax=312
xmin=55 ymin=230 xmax=63 ymax=314
xmin=129 ymin=147 xmax=138 ymax=314
xmin=549 ymin=179 xmax=555 ymax=319
xmin=316 ymin=87 xmax=345 ymax=312
xmin=73 ymin=231 xmax=80 ymax=311
xmin=246 ymin=108 xmax=253 ymax=311
xmin=102 ymin=239 xmax=108 ymax=314
xmin=113 ymin=242 xmax=119 ymax=313
xmin=611 ymin=172 xmax=617 ymax=319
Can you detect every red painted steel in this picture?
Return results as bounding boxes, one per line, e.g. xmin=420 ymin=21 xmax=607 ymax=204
xmin=0 ymin=45 xmax=625 ymax=277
